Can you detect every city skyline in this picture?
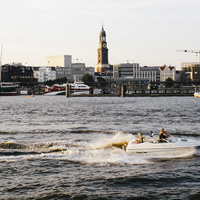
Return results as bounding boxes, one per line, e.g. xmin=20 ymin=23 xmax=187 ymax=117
xmin=1 ymin=0 xmax=200 ymax=69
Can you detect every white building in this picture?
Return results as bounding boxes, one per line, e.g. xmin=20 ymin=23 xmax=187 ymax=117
xmin=160 ymin=65 xmax=176 ymax=82
xmin=46 ymin=67 xmax=56 ymax=81
xmin=33 ymin=67 xmax=56 ymax=82
xmin=33 ymin=64 xmax=95 ymax=83
xmin=47 ymin=55 xmax=72 ymax=68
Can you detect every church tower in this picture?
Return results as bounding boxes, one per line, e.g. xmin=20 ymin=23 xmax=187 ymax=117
xmin=97 ymin=25 xmax=109 ymax=72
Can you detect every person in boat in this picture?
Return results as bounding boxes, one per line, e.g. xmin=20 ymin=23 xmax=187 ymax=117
xmin=123 ymin=141 xmax=128 ymax=150
xmin=138 ymin=133 xmax=144 ymax=143
xmin=159 ymin=128 xmax=168 ymax=143
xmin=135 ymin=139 xmax=139 ymax=144
xmin=164 ymin=129 xmax=171 ymax=141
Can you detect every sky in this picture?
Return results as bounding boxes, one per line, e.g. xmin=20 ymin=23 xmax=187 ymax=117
xmin=0 ymin=0 xmax=200 ymax=69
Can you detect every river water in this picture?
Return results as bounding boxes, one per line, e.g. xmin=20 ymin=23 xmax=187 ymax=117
xmin=0 ymin=96 xmax=200 ymax=200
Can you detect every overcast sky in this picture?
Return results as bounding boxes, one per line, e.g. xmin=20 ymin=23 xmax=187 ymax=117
xmin=0 ymin=0 xmax=200 ymax=69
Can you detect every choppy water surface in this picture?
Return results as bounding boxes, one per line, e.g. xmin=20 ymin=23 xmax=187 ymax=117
xmin=0 ymin=96 xmax=200 ymax=200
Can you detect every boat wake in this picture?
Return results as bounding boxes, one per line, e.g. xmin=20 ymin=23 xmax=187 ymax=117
xmin=0 ymin=133 xmax=199 ymax=164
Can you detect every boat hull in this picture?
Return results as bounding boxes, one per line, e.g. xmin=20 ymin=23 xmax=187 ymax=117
xmin=0 ymin=91 xmax=18 ymax=96
xmin=44 ymin=91 xmax=66 ymax=95
xmin=126 ymin=138 xmax=200 ymax=156
xmin=0 ymin=83 xmax=19 ymax=96
xmin=44 ymin=90 xmax=90 ymax=96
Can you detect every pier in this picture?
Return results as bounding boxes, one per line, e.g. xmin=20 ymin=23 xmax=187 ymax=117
xmin=15 ymin=84 xmax=197 ymax=97
xmin=68 ymin=87 xmax=195 ymax=97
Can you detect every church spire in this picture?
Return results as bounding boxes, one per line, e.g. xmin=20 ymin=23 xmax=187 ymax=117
xmin=102 ymin=21 xmax=104 ymax=31
xmin=99 ymin=24 xmax=106 ymax=42
xmin=102 ymin=19 xmax=104 ymax=29
xmin=97 ymin=25 xmax=109 ymax=72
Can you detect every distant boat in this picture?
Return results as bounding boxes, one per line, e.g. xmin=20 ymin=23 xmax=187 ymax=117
xmin=194 ymin=87 xmax=200 ymax=98
xmin=27 ymin=94 xmax=34 ymax=97
xmin=194 ymin=92 xmax=200 ymax=98
xmin=44 ymin=81 xmax=90 ymax=96
xmin=0 ymin=82 xmax=19 ymax=96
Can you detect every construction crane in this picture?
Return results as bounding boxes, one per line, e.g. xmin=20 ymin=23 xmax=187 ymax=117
xmin=176 ymin=49 xmax=200 ymax=60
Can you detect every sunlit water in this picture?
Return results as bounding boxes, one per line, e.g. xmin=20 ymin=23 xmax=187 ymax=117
xmin=0 ymin=96 xmax=200 ymax=200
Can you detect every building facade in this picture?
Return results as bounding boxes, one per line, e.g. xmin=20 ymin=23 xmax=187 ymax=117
xmin=33 ymin=67 xmax=56 ymax=83
xmin=140 ymin=66 xmax=160 ymax=82
xmin=160 ymin=65 xmax=176 ymax=82
xmin=33 ymin=64 xmax=95 ymax=83
xmin=181 ymin=62 xmax=200 ymax=82
xmin=1 ymin=64 xmax=34 ymax=82
xmin=113 ymin=63 xmax=140 ymax=79
xmin=85 ymin=67 xmax=95 ymax=77
xmin=97 ymin=25 xmax=109 ymax=72
xmin=114 ymin=63 xmax=161 ymax=84
xmin=56 ymin=67 xmax=71 ymax=80
xmin=71 ymin=63 xmax=86 ymax=81
xmin=47 ymin=55 xmax=72 ymax=68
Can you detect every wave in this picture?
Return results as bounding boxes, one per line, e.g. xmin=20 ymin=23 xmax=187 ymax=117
xmin=0 ymin=131 xmax=17 ymax=135
xmin=186 ymin=192 xmax=200 ymax=200
xmin=1 ymin=127 xmax=199 ymax=140
xmin=107 ymin=175 xmax=188 ymax=185
xmin=172 ymin=132 xmax=200 ymax=137
xmin=0 ymin=129 xmax=131 ymax=136
xmin=0 ymin=141 xmax=27 ymax=149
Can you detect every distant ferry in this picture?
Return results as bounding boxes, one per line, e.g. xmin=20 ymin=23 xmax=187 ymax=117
xmin=44 ymin=81 xmax=91 ymax=96
xmin=0 ymin=82 xmax=19 ymax=96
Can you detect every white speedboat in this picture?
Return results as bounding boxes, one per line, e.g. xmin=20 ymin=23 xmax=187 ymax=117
xmin=125 ymin=136 xmax=200 ymax=156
